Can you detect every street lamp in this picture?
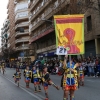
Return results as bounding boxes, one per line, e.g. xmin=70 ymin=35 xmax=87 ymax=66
xmin=22 ymin=42 xmax=25 ymax=62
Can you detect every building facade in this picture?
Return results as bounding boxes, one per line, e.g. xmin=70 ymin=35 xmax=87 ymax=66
xmin=28 ymin=0 xmax=100 ymax=59
xmin=7 ymin=0 xmax=32 ymax=61
xmin=29 ymin=0 xmax=71 ymax=59
xmin=7 ymin=0 xmax=16 ymax=58
xmin=14 ymin=0 xmax=30 ymax=61
xmin=1 ymin=19 xmax=10 ymax=59
xmin=84 ymin=0 xmax=100 ymax=57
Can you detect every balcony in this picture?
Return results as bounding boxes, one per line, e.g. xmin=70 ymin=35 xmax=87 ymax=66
xmin=15 ymin=15 xmax=28 ymax=23
xmin=37 ymin=45 xmax=56 ymax=53
xmin=15 ymin=8 xmax=28 ymax=14
xmin=30 ymin=0 xmax=39 ymax=12
xmin=31 ymin=0 xmax=70 ymax=32
xmin=30 ymin=0 xmax=51 ymax=22
xmin=16 ymin=45 xmax=29 ymax=51
xmin=15 ymin=30 xmax=29 ymax=37
xmin=15 ymin=22 xmax=29 ymax=30
xmin=15 ymin=37 xmax=29 ymax=44
xmin=29 ymin=24 xmax=54 ymax=43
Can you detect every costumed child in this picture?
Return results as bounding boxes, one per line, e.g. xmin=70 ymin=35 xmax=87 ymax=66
xmin=41 ymin=65 xmax=59 ymax=100
xmin=31 ymin=65 xmax=41 ymax=92
xmin=2 ymin=62 xmax=5 ymax=75
xmin=61 ymin=55 xmax=79 ymax=100
xmin=13 ymin=68 xmax=21 ymax=87
xmin=78 ymin=62 xmax=84 ymax=86
xmin=23 ymin=66 xmax=32 ymax=88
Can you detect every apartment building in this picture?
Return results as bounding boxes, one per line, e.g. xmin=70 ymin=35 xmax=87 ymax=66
xmin=84 ymin=0 xmax=100 ymax=57
xmin=14 ymin=0 xmax=30 ymax=61
xmin=7 ymin=0 xmax=32 ymax=61
xmin=1 ymin=19 xmax=10 ymax=58
xmin=29 ymin=0 xmax=100 ymax=58
xmin=7 ymin=0 xmax=16 ymax=58
xmin=29 ymin=0 xmax=71 ymax=59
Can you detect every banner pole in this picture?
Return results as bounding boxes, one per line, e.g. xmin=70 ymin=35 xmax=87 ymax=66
xmin=69 ymin=55 xmax=72 ymax=86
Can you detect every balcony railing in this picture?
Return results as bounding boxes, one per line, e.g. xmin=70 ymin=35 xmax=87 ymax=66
xmin=15 ymin=22 xmax=29 ymax=30
xmin=15 ymin=15 xmax=28 ymax=22
xmin=15 ymin=30 xmax=29 ymax=37
xmin=15 ymin=38 xmax=29 ymax=44
xmin=30 ymin=0 xmax=39 ymax=12
xmin=16 ymin=45 xmax=29 ymax=51
xmin=31 ymin=0 xmax=70 ymax=32
xmin=30 ymin=0 xmax=51 ymax=21
xmin=37 ymin=45 xmax=56 ymax=53
xmin=29 ymin=24 xmax=54 ymax=43
xmin=15 ymin=7 xmax=28 ymax=14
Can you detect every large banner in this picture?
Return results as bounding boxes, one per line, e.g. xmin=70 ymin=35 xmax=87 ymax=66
xmin=54 ymin=15 xmax=84 ymax=55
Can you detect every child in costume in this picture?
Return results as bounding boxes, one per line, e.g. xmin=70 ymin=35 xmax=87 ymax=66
xmin=24 ymin=66 xmax=32 ymax=88
xmin=62 ymin=55 xmax=79 ymax=100
xmin=2 ymin=62 xmax=5 ymax=75
xmin=13 ymin=68 xmax=21 ymax=87
xmin=41 ymin=66 xmax=59 ymax=100
xmin=78 ymin=62 xmax=84 ymax=86
xmin=31 ymin=66 xmax=41 ymax=92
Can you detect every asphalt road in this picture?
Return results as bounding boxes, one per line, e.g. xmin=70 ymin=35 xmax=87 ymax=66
xmin=0 ymin=68 xmax=100 ymax=100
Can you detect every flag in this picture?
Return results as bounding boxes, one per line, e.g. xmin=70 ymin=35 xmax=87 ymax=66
xmin=54 ymin=15 xmax=84 ymax=55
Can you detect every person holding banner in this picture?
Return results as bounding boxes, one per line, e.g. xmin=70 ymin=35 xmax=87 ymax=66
xmin=62 ymin=55 xmax=79 ymax=100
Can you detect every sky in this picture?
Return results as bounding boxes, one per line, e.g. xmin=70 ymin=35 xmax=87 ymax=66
xmin=0 ymin=0 xmax=8 ymax=47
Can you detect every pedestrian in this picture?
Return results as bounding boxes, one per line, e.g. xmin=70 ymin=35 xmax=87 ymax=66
xmin=23 ymin=66 xmax=32 ymax=88
xmin=97 ymin=61 xmax=100 ymax=77
xmin=2 ymin=62 xmax=6 ymax=75
xmin=31 ymin=66 xmax=41 ymax=92
xmin=13 ymin=68 xmax=21 ymax=87
xmin=62 ymin=55 xmax=79 ymax=100
xmin=78 ymin=62 xmax=84 ymax=86
xmin=41 ymin=65 xmax=59 ymax=100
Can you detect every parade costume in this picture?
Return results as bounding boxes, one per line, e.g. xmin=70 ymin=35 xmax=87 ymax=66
xmin=13 ymin=69 xmax=21 ymax=87
xmin=63 ymin=62 xmax=78 ymax=90
xmin=2 ymin=63 xmax=5 ymax=74
xmin=31 ymin=68 xmax=41 ymax=92
xmin=78 ymin=65 xmax=84 ymax=86
xmin=61 ymin=61 xmax=78 ymax=100
xmin=24 ymin=69 xmax=32 ymax=88
xmin=41 ymin=66 xmax=59 ymax=100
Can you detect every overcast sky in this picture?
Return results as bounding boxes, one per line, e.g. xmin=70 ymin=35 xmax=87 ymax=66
xmin=0 ymin=0 xmax=8 ymax=47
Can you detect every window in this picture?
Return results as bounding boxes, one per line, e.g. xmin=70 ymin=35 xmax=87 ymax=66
xmin=87 ymin=15 xmax=92 ymax=32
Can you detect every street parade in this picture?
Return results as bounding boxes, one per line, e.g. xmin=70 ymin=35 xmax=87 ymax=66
xmin=0 ymin=54 xmax=100 ymax=100
xmin=0 ymin=0 xmax=100 ymax=100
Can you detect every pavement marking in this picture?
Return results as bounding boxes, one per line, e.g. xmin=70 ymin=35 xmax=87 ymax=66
xmin=0 ymin=74 xmax=43 ymax=100
xmin=1 ymin=71 xmax=45 ymax=99
xmin=86 ymin=80 xmax=94 ymax=82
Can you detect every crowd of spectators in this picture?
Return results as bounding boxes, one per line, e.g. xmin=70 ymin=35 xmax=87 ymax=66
xmin=3 ymin=56 xmax=100 ymax=77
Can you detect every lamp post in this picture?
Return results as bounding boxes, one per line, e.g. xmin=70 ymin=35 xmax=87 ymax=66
xmin=22 ymin=42 xmax=25 ymax=62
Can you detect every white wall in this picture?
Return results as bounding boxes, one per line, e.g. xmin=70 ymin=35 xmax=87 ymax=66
xmin=15 ymin=1 xmax=28 ymax=12
xmin=15 ymin=11 xmax=28 ymax=19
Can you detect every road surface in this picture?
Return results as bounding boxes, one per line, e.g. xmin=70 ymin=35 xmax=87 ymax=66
xmin=0 ymin=68 xmax=100 ymax=100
